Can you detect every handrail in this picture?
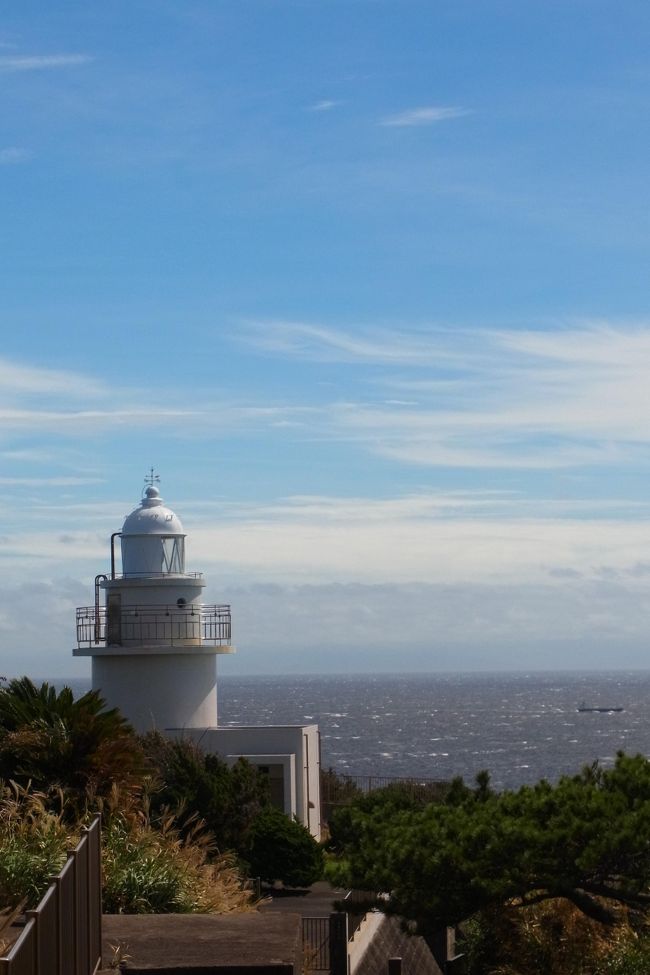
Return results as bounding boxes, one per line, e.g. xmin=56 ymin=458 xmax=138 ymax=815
xmin=76 ymin=603 xmax=231 ymax=648
xmin=104 ymin=571 xmax=204 ymax=580
xmin=0 ymin=816 xmax=102 ymax=975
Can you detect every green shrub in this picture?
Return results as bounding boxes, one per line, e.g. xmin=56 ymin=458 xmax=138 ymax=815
xmin=247 ymin=807 xmax=323 ymax=887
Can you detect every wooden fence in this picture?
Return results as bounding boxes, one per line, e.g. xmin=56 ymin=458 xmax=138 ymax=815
xmin=0 ymin=816 xmax=102 ymax=975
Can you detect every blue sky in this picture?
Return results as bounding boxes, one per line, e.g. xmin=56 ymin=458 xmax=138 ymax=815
xmin=2 ymin=1 xmax=650 ymax=676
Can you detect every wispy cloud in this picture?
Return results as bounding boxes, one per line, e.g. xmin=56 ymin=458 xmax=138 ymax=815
xmin=186 ymin=494 xmax=650 ymax=587
xmin=0 ymin=147 xmax=31 ymax=165
xmin=307 ymin=100 xmax=341 ymax=112
xmin=0 ymin=53 xmax=92 ymax=73
xmin=239 ymin=320 xmax=463 ymax=365
xmin=7 ymin=319 xmax=650 ymax=485
xmin=0 ymin=476 xmax=103 ymax=487
xmin=240 ymin=319 xmax=650 ymax=471
xmin=380 ymin=105 xmax=471 ymax=127
xmin=0 ymin=407 xmax=203 ymax=438
xmin=0 ymin=358 xmax=106 ymax=397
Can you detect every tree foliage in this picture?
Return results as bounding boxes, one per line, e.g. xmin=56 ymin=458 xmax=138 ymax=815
xmin=332 ymin=753 xmax=650 ymax=937
xmin=0 ymin=677 xmax=145 ymax=811
xmin=142 ymin=733 xmax=268 ymax=856
xmin=247 ymin=806 xmax=323 ymax=887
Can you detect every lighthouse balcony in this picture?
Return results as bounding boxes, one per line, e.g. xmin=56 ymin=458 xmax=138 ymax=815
xmin=76 ymin=603 xmax=231 ymax=648
xmin=113 ymin=571 xmax=204 ymax=580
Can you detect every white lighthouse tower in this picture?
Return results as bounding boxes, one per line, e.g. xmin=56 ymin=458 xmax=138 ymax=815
xmin=74 ymin=474 xmax=234 ymax=732
xmin=73 ymin=474 xmax=322 ymax=839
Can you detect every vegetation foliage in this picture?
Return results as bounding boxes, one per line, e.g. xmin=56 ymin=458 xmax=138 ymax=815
xmin=0 ymin=677 xmax=145 ymax=813
xmin=458 ymin=900 xmax=649 ymax=975
xmin=331 ymin=755 xmax=650 ymax=934
xmin=142 ymin=733 xmax=268 ymax=857
xmin=101 ymin=808 xmax=255 ymax=915
xmin=325 ymin=757 xmax=650 ymax=974
xmin=0 ymin=783 xmax=70 ymax=909
xmin=6 ymin=675 xmax=650 ymax=973
xmin=0 ymin=678 xmax=324 ymax=918
xmin=247 ymin=806 xmax=323 ymax=888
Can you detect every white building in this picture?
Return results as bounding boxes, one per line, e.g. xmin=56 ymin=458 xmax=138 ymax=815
xmin=73 ymin=479 xmax=321 ymax=839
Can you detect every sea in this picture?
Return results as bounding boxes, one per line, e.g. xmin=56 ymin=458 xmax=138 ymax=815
xmin=46 ymin=671 xmax=650 ymax=792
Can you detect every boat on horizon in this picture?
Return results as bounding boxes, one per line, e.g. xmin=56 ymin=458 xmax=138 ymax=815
xmin=577 ymin=702 xmax=624 ymax=713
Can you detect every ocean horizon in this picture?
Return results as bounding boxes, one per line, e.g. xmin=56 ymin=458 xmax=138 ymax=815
xmin=28 ymin=668 xmax=650 ymax=792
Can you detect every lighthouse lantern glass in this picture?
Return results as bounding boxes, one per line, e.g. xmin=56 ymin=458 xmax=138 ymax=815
xmin=162 ymin=536 xmax=185 ymax=574
xmin=121 ymin=533 xmax=186 ymax=576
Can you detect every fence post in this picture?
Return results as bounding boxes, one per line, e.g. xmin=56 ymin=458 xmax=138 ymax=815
xmin=388 ymin=959 xmax=402 ymax=975
xmin=329 ymin=911 xmax=348 ymax=975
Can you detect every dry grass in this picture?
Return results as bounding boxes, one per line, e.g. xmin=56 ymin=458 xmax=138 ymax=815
xmin=0 ymin=901 xmax=27 ymax=955
xmin=0 ymin=782 xmax=72 ymax=910
xmin=101 ymin=796 xmax=256 ymax=915
xmin=487 ymin=898 xmax=646 ymax=975
xmin=0 ymin=780 xmax=255 ymax=918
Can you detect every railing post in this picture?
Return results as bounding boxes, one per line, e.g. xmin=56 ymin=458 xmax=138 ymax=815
xmin=428 ymin=928 xmax=449 ymax=973
xmin=329 ymin=912 xmax=348 ymax=975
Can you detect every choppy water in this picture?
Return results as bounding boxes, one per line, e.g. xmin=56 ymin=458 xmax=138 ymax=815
xmin=50 ymin=671 xmax=650 ymax=792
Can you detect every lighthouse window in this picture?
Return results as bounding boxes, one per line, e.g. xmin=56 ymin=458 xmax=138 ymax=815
xmin=161 ymin=536 xmax=184 ymax=574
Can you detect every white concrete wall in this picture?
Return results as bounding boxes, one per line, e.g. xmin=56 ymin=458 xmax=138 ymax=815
xmin=224 ymin=753 xmax=297 ymax=818
xmin=178 ymin=725 xmax=322 ymax=840
xmin=92 ymin=652 xmax=218 ymax=732
xmin=302 ymin=725 xmax=321 ymax=840
xmin=104 ymin=576 xmax=205 ymax=608
xmin=101 ymin=577 xmax=205 ymax=646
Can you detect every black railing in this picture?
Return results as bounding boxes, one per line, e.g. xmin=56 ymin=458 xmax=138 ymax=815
xmin=302 ymin=913 xmax=348 ymax=975
xmin=76 ymin=604 xmax=231 ymax=648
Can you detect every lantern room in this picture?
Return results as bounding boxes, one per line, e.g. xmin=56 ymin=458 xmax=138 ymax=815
xmin=120 ymin=484 xmax=186 ymax=577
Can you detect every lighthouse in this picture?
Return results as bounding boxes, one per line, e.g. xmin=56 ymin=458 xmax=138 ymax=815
xmin=73 ymin=474 xmax=322 ymax=839
xmin=73 ymin=475 xmax=234 ymax=732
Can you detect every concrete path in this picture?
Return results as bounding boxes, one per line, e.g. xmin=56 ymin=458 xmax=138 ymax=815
xmin=258 ymin=881 xmax=348 ymax=917
xmin=101 ymin=912 xmax=302 ymax=973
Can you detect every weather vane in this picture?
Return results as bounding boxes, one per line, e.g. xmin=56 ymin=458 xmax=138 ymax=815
xmin=144 ymin=467 xmax=160 ymax=490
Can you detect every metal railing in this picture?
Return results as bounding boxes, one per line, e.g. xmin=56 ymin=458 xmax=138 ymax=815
xmin=323 ymin=772 xmax=448 ymax=796
xmin=112 ymin=572 xmax=204 ymax=579
xmin=302 ymin=913 xmax=348 ymax=975
xmin=344 ymin=889 xmax=373 ymax=941
xmin=0 ymin=816 xmax=102 ymax=975
xmin=76 ymin=604 xmax=231 ymax=647
xmin=320 ymin=771 xmax=449 ymax=824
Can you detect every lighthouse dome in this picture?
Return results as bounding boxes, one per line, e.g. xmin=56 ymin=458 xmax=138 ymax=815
xmin=122 ymin=486 xmax=184 ymax=536
xmin=120 ymin=485 xmax=186 ymax=576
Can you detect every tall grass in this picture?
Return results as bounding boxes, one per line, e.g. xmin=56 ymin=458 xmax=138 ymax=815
xmin=0 ymin=783 xmax=71 ymax=909
xmin=0 ymin=782 xmax=255 ymax=917
xmin=100 ymin=795 xmax=255 ymax=915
